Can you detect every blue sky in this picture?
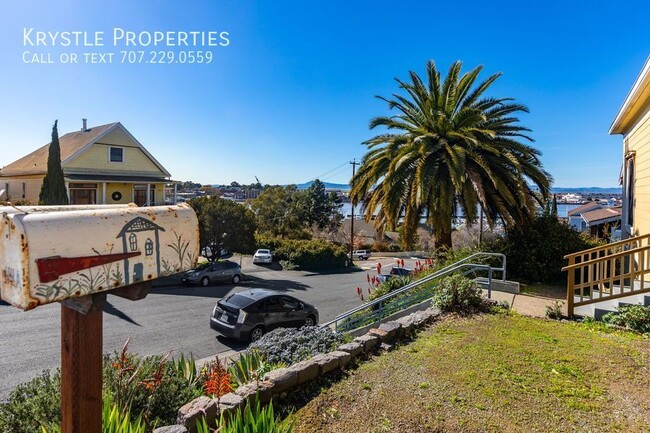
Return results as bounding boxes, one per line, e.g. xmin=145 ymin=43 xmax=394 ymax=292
xmin=0 ymin=1 xmax=648 ymax=187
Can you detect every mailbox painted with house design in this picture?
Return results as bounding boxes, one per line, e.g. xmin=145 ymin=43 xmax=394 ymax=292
xmin=0 ymin=203 xmax=199 ymax=310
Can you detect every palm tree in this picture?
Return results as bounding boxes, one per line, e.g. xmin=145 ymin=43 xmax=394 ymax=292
xmin=350 ymin=60 xmax=551 ymax=251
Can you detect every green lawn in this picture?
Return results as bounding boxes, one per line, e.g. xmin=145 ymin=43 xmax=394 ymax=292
xmin=290 ymin=313 xmax=650 ymax=433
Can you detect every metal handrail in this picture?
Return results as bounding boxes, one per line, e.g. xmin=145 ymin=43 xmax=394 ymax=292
xmin=321 ymin=252 xmax=506 ymax=330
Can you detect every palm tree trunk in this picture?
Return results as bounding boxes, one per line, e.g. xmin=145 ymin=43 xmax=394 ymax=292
xmin=435 ymin=222 xmax=453 ymax=254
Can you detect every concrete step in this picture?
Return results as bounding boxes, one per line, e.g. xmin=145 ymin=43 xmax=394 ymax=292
xmin=576 ymin=293 xmax=650 ymax=319
xmin=573 ymin=286 xmax=650 ymax=318
xmin=474 ymin=278 xmax=520 ymax=294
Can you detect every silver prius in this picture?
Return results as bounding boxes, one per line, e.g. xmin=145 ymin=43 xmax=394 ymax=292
xmin=210 ymin=289 xmax=319 ymax=342
xmin=182 ymin=261 xmax=242 ymax=286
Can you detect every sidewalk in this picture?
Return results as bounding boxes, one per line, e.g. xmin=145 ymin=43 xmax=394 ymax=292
xmin=485 ymin=289 xmax=563 ymax=318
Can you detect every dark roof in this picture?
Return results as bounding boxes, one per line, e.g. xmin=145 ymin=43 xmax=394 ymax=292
xmin=1 ymin=123 xmax=117 ymax=176
xmin=567 ymin=202 xmax=602 ymax=217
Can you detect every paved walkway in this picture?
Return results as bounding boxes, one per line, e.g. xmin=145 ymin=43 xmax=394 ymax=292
xmin=485 ymin=289 xmax=564 ymax=318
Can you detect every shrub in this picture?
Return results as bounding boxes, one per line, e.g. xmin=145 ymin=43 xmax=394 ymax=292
xmin=487 ymin=215 xmax=603 ymax=283
xmin=199 ymin=397 xmax=294 ymax=433
xmin=369 ymin=276 xmax=411 ymax=301
xmin=40 ymin=397 xmax=147 ymax=433
xmin=279 ymin=260 xmax=298 ymax=271
xmin=2 ymin=346 xmax=201 ymax=432
xmin=432 ymin=274 xmax=484 ymax=313
xmin=0 ymin=370 xmax=61 ymax=433
xmin=103 ymin=346 xmax=201 ymax=428
xmin=249 ymin=326 xmax=346 ymax=365
xmin=545 ymin=301 xmax=564 ymax=320
xmin=256 ymin=237 xmax=348 ymax=271
xmin=602 ymin=305 xmax=650 ymax=333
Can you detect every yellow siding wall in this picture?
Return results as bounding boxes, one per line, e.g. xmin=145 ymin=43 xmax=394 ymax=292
xmin=66 ymin=143 xmax=163 ymax=174
xmin=105 ymin=183 xmax=133 ymax=204
xmin=2 ymin=176 xmax=44 ymax=204
xmin=102 ymin=183 xmax=166 ymax=205
xmin=625 ymin=104 xmax=650 ymax=237
xmin=103 ymin=183 xmax=166 ymax=205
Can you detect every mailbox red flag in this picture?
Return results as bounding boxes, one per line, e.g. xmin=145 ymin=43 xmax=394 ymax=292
xmin=36 ymin=252 xmax=141 ymax=283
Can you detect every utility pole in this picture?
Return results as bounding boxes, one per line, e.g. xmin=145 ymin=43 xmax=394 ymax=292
xmin=478 ymin=204 xmax=484 ymax=246
xmin=349 ymin=159 xmax=358 ymax=265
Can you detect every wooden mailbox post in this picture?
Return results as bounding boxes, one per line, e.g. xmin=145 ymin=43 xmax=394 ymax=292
xmin=0 ymin=203 xmax=199 ymax=433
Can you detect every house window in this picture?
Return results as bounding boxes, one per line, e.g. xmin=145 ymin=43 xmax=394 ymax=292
xmin=145 ymin=238 xmax=153 ymax=256
xmin=129 ymin=233 xmax=138 ymax=251
xmin=69 ymin=183 xmax=97 ymax=205
xmin=134 ymin=184 xmax=156 ymax=206
xmin=110 ymin=147 xmax=124 ymax=163
xmin=22 ymin=182 xmax=26 ymax=198
xmin=626 ymin=157 xmax=635 ymax=227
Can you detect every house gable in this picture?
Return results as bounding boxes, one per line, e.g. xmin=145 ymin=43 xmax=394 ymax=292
xmin=0 ymin=123 xmax=116 ymax=177
xmin=64 ymin=123 xmax=170 ymax=178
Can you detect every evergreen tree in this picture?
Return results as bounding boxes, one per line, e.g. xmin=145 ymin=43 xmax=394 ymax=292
xmin=552 ymin=193 xmax=558 ymax=216
xmin=39 ymin=120 xmax=69 ymax=205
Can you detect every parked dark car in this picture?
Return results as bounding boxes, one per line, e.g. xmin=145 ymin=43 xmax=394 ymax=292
xmin=182 ymin=261 xmax=242 ymax=286
xmin=210 ymin=289 xmax=319 ymax=342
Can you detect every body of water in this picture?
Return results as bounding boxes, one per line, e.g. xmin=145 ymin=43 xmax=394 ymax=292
xmin=339 ymin=203 xmax=583 ymax=220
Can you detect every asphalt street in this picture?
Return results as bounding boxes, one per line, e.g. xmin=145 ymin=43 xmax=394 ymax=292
xmin=0 ymin=255 xmax=419 ymax=398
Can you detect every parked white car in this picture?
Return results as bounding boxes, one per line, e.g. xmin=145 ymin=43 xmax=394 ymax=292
xmin=253 ymin=249 xmax=273 ymax=264
xmin=349 ymin=249 xmax=371 ymax=260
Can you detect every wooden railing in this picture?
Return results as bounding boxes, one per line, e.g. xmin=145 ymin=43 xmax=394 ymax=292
xmin=563 ymin=234 xmax=650 ymax=316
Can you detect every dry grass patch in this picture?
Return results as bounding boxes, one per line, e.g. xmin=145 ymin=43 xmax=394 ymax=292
xmin=291 ymin=313 xmax=650 ymax=433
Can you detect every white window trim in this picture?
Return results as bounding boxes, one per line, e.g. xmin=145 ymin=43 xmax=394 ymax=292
xmin=622 ymin=152 xmax=635 ymax=237
xmin=108 ymin=146 xmax=125 ymax=164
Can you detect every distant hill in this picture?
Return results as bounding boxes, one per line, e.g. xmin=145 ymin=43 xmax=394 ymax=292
xmin=550 ymin=187 xmax=621 ymax=194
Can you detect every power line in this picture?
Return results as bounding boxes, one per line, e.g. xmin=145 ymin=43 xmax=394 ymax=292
xmin=311 ymin=161 xmax=350 ymax=182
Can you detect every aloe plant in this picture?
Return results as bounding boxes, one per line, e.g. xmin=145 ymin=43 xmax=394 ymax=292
xmin=227 ymin=350 xmax=275 ymax=387
xmin=40 ymin=397 xmax=146 ymax=433
xmin=221 ymin=398 xmax=294 ymax=433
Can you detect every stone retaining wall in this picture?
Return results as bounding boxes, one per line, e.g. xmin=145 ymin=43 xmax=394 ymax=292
xmin=154 ymin=307 xmax=442 ymax=433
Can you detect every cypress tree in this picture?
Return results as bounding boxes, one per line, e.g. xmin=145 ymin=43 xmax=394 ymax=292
xmin=552 ymin=193 xmax=558 ymax=216
xmin=39 ymin=120 xmax=69 ymax=205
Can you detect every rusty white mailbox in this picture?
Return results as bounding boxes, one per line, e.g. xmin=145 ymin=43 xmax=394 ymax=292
xmin=0 ymin=203 xmax=199 ymax=310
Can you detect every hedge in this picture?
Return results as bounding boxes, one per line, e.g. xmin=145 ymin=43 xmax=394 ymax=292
xmin=255 ymin=236 xmax=348 ymax=271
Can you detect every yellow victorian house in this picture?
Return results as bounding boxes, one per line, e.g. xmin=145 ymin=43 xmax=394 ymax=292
xmin=563 ymin=56 xmax=650 ymax=317
xmin=610 ymin=57 xmax=650 ymax=239
xmin=0 ymin=120 xmax=177 ymax=206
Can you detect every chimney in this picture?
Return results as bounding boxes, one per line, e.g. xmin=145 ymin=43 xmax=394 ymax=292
xmin=82 ymin=118 xmax=87 ymax=132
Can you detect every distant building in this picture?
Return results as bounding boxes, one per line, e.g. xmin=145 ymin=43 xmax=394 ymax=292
xmin=567 ymin=202 xmax=602 ymax=231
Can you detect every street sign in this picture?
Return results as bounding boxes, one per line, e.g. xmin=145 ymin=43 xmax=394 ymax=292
xmin=0 ymin=203 xmax=199 ymax=310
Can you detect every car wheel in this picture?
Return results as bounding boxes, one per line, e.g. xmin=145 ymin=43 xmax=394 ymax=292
xmin=304 ymin=315 xmax=316 ymax=327
xmin=200 ymin=277 xmax=210 ymax=287
xmin=232 ymin=274 xmax=241 ymax=284
xmin=250 ymin=326 xmax=265 ymax=342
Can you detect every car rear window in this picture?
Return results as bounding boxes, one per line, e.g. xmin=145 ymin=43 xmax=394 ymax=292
xmin=257 ymin=249 xmax=270 ymax=254
xmin=222 ymin=293 xmax=256 ymax=309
